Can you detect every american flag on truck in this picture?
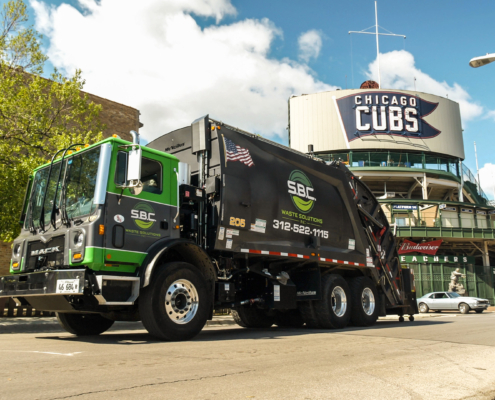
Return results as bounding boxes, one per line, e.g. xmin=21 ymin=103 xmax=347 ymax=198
xmin=223 ymin=137 xmax=254 ymax=167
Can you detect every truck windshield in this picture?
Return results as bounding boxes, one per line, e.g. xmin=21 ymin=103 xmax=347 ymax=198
xmin=25 ymin=146 xmax=101 ymax=229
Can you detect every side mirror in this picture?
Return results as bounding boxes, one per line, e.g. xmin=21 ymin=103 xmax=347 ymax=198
xmin=127 ymin=147 xmax=142 ymax=186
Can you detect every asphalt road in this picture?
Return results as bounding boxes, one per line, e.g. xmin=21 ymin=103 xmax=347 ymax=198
xmin=1 ymin=313 xmax=495 ymax=400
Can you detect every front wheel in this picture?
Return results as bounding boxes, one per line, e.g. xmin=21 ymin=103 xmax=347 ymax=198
xmin=139 ymin=262 xmax=210 ymax=341
xmin=56 ymin=312 xmax=114 ymax=336
xmin=459 ymin=303 xmax=470 ymax=314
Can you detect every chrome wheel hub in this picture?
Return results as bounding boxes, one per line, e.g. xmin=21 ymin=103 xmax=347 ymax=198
xmin=331 ymin=286 xmax=347 ymax=317
xmin=362 ymin=287 xmax=375 ymax=316
xmin=165 ymin=279 xmax=199 ymax=324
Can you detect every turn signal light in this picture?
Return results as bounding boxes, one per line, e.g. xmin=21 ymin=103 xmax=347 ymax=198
xmin=112 ymin=134 xmax=121 ymax=139
xmin=76 ymin=147 xmax=81 ymax=151
xmin=99 ymin=225 xmax=105 ymax=235
xmin=12 ymin=262 xmax=19 ymax=269
xmin=73 ymin=253 xmax=82 ymax=260
xmin=84 ymin=144 xmax=89 ymax=148
xmin=67 ymin=150 xmax=73 ymax=155
xmin=174 ymin=225 xmax=180 ymax=230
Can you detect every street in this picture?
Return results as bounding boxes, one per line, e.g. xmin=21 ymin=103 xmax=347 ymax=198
xmin=1 ymin=313 xmax=495 ymax=400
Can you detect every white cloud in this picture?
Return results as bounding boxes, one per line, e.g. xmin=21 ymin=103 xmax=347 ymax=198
xmin=30 ymin=0 xmax=334 ymax=142
xmin=479 ymin=163 xmax=495 ymax=200
xmin=298 ymin=30 xmax=322 ymax=63
xmin=366 ymin=50 xmax=483 ymax=124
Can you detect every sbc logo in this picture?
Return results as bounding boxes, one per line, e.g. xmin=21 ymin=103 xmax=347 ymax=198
xmin=287 ymin=170 xmax=316 ymax=214
xmin=131 ymin=202 xmax=156 ymax=229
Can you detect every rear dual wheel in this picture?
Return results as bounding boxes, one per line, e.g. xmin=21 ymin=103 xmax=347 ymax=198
xmin=349 ymin=276 xmax=379 ymax=327
xmin=232 ymin=307 xmax=274 ymax=328
xmin=298 ymin=274 xmax=379 ymax=329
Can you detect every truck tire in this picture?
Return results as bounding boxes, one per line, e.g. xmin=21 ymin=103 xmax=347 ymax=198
xmin=298 ymin=301 xmax=320 ymax=328
xmin=56 ymin=312 xmax=114 ymax=336
xmin=139 ymin=262 xmax=210 ymax=341
xmin=274 ymin=310 xmax=304 ymax=328
xmin=231 ymin=307 xmax=274 ymax=328
xmin=313 ymin=274 xmax=351 ymax=329
xmin=349 ymin=276 xmax=379 ymax=327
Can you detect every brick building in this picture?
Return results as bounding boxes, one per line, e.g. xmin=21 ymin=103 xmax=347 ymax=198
xmin=0 ymin=92 xmax=141 ymax=275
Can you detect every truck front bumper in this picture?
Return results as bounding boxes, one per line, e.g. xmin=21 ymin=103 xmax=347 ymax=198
xmin=0 ymin=269 xmax=140 ymax=312
xmin=0 ymin=269 xmax=86 ymax=298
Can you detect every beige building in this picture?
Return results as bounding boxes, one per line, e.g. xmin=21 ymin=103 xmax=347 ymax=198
xmin=0 ymin=92 xmax=141 ymax=275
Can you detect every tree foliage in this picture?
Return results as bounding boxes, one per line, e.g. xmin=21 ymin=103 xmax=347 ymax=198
xmin=0 ymin=0 xmax=104 ymax=241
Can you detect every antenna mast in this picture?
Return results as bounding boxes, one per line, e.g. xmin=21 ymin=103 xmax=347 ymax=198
xmin=349 ymin=1 xmax=406 ymax=88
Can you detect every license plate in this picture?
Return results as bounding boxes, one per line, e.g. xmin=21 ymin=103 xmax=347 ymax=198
xmin=56 ymin=279 xmax=80 ymax=294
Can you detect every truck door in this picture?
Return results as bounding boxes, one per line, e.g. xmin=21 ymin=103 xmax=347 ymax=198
xmin=104 ymin=150 xmax=177 ymax=270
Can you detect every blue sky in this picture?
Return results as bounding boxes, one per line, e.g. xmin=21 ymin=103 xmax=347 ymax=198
xmin=7 ymin=0 xmax=495 ymax=197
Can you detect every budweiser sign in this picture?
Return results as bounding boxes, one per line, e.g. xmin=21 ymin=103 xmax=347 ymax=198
xmin=398 ymin=239 xmax=443 ymax=255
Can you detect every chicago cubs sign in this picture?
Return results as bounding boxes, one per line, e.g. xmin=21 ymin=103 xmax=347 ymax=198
xmin=336 ymin=91 xmax=440 ymax=142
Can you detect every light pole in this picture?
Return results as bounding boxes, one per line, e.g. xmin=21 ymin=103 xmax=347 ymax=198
xmin=469 ymin=53 xmax=495 ymax=68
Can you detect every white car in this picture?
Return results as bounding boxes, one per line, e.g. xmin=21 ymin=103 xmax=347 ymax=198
xmin=417 ymin=291 xmax=490 ymax=314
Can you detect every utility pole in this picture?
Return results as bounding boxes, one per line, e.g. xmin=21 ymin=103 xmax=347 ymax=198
xmin=349 ymin=1 xmax=405 ymax=88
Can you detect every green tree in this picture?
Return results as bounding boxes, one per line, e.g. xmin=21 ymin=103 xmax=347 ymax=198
xmin=0 ymin=0 xmax=104 ymax=242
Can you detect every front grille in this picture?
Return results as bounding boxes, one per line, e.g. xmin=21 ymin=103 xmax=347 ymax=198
xmin=26 ymin=236 xmax=65 ymax=271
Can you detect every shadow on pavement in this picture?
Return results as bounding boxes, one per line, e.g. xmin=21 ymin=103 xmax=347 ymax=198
xmin=34 ymin=318 xmax=452 ymax=345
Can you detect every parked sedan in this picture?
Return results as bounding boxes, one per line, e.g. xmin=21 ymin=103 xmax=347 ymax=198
xmin=417 ymin=292 xmax=490 ymax=314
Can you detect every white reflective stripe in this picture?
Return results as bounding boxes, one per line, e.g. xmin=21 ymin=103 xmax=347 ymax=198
xmin=94 ymin=143 xmax=112 ymax=205
xmin=280 ymin=252 xmax=288 ymax=257
xmin=320 ymin=257 xmax=325 ymax=261
xmin=112 ymin=193 xmax=175 ymax=207
xmin=241 ymin=249 xmax=249 ymax=253
xmin=332 ymin=259 xmax=338 ymax=263
xmin=297 ymin=255 xmax=304 ymax=258
xmin=86 ymin=246 xmax=148 ymax=255
xmin=261 ymin=250 xmax=269 ymax=255
xmin=344 ymin=261 xmax=349 ymax=264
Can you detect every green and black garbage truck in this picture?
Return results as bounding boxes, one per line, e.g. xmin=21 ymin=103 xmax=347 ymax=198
xmin=0 ymin=115 xmax=417 ymax=340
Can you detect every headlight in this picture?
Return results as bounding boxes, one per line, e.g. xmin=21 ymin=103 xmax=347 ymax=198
xmin=74 ymin=233 xmax=84 ymax=247
xmin=13 ymin=244 xmax=21 ymax=257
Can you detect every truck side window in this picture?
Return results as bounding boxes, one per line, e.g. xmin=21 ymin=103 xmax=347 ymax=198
xmin=115 ymin=152 xmax=162 ymax=195
xmin=141 ymin=157 xmax=162 ymax=194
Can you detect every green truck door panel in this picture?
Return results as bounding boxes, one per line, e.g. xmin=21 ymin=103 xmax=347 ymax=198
xmin=104 ymin=192 xmax=173 ymax=266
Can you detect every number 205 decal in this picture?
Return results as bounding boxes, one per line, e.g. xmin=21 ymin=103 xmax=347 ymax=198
xmin=229 ymin=217 xmax=245 ymax=227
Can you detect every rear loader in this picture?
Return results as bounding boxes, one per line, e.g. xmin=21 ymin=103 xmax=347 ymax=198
xmin=0 ymin=116 xmax=417 ymax=340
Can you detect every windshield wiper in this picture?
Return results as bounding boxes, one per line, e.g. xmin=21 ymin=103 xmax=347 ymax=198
xmin=50 ymin=144 xmax=85 ymax=230
xmin=38 ymin=149 xmax=67 ymax=232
